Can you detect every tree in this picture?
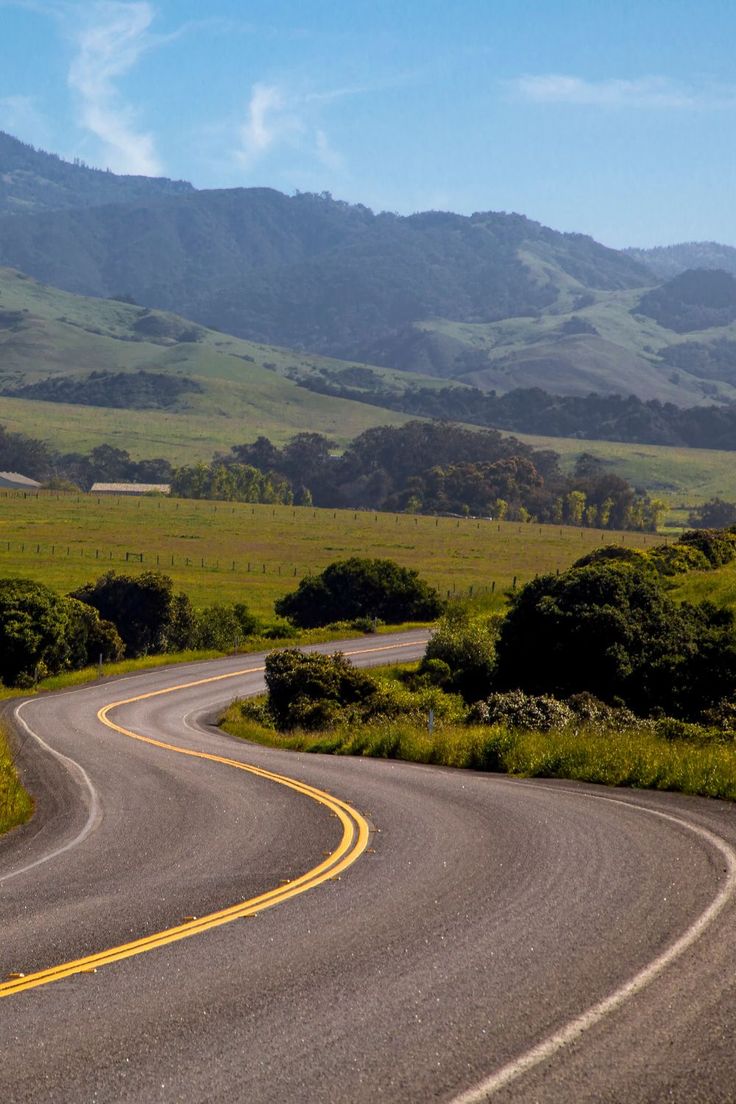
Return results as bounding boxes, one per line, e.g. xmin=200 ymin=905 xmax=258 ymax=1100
xmin=0 ymin=579 xmax=71 ymax=685
xmin=687 ymin=498 xmax=736 ymax=529
xmin=71 ymin=571 xmax=193 ymax=657
xmin=275 ymin=557 xmax=444 ymax=628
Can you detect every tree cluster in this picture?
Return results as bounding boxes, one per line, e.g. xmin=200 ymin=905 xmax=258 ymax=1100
xmin=299 ymin=376 xmax=736 ymax=451
xmin=209 ymin=422 xmax=657 ymax=529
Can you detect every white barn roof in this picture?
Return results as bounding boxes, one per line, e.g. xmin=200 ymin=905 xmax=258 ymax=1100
xmin=90 ymin=482 xmax=171 ymax=495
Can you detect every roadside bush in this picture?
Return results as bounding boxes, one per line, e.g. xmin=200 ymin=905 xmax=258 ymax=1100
xmin=274 ymin=557 xmax=443 ymax=628
xmin=71 ymin=570 xmax=195 ymax=657
xmin=264 ymin=649 xmax=384 ymax=731
xmin=64 ymin=597 xmax=124 ymax=668
xmin=678 ymin=528 xmax=736 ymax=567
xmin=494 ymin=561 xmax=736 ymax=719
xmin=0 ymin=579 xmax=123 ymax=686
xmin=468 ymin=690 xmax=574 ymax=731
xmin=193 ymin=602 xmax=259 ymax=650
xmin=421 ymin=606 xmax=499 ymax=702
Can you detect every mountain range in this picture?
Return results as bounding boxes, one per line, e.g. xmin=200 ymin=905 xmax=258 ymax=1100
xmin=3 ymin=129 xmax=736 ymax=412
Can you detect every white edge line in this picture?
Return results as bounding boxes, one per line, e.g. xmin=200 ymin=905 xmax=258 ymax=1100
xmin=0 ymin=701 xmax=102 ymax=885
xmin=450 ymin=794 xmax=736 ymax=1102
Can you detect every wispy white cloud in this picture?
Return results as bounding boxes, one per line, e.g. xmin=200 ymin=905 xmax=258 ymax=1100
xmin=508 ymin=74 xmax=736 ymax=110
xmin=67 ymin=2 xmax=162 ymax=175
xmin=234 ymin=78 xmax=382 ymax=175
xmin=235 ymin=82 xmax=302 ymax=169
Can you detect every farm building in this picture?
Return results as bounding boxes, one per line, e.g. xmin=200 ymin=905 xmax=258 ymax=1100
xmin=90 ymin=482 xmax=171 ymax=496
xmin=0 ymin=471 xmax=42 ymax=489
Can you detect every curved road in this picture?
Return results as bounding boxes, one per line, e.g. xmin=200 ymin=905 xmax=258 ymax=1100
xmin=1 ymin=631 xmax=736 ymax=1102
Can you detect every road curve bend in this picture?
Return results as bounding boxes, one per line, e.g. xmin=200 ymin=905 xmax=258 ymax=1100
xmin=1 ymin=630 xmax=736 ymax=1103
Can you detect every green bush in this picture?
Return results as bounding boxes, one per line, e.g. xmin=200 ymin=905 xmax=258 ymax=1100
xmin=0 ymin=579 xmax=123 ymax=686
xmin=494 ymin=561 xmax=736 ymax=719
xmin=193 ymin=602 xmax=258 ymax=650
xmin=468 ymin=690 xmax=575 ymax=731
xmin=275 ymin=557 xmax=443 ymax=628
xmin=421 ymin=606 xmax=499 ymax=701
xmin=264 ymin=649 xmax=384 ymax=731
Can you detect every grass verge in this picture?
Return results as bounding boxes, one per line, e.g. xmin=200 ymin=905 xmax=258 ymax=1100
xmin=0 ymin=723 xmax=33 ymax=835
xmin=221 ymin=708 xmax=736 ymax=802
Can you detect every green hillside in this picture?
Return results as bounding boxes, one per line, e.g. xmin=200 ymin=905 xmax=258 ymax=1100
xmin=0 ymin=267 xmax=432 ymax=454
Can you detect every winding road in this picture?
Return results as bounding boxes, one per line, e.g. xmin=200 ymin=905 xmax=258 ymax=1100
xmin=2 ymin=630 xmax=736 ymax=1103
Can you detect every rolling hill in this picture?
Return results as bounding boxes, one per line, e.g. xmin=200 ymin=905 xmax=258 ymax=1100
xmin=4 ymin=132 xmax=736 ymax=413
xmin=0 ymin=131 xmax=193 ymax=215
xmin=0 ymin=266 xmax=425 ymax=458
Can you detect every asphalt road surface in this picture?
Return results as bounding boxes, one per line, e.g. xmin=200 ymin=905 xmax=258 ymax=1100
xmin=1 ymin=630 xmax=736 ymax=1103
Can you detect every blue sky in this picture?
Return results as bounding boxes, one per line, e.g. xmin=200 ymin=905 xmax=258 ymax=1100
xmin=1 ymin=0 xmax=735 ymax=247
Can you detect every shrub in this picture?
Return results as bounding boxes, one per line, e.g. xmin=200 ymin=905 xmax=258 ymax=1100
xmin=193 ymin=602 xmax=259 ymax=650
xmin=421 ymin=606 xmax=499 ymax=702
xmin=494 ymin=561 xmax=736 ymax=719
xmin=274 ymin=557 xmax=443 ymax=628
xmin=264 ymin=649 xmax=383 ymax=731
xmin=678 ymin=528 xmax=736 ymax=567
xmin=468 ymin=690 xmax=574 ymax=731
xmin=0 ymin=580 xmax=123 ymax=686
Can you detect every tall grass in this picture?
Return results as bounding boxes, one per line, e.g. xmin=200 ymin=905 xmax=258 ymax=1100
xmin=0 ymin=724 xmax=32 ymax=836
xmin=221 ymin=707 xmax=736 ymax=802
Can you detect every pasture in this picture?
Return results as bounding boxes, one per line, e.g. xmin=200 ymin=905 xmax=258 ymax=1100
xmin=0 ymin=490 xmax=667 ymax=616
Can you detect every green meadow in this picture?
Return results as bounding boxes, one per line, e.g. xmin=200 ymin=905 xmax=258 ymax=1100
xmin=0 ymin=489 xmax=665 ymax=615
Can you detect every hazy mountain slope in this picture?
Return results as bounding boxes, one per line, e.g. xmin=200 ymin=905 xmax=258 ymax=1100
xmin=0 ymin=186 xmax=651 ymax=359
xmin=0 ymin=132 xmax=193 ymax=215
xmin=0 ymin=267 xmax=423 ymax=453
xmin=625 ymin=241 xmax=736 ymax=279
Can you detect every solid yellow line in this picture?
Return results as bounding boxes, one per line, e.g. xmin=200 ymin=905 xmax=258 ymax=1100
xmin=0 ymin=639 xmax=420 ymax=998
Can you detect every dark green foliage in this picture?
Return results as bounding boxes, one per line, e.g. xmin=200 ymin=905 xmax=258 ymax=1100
xmin=4 ymin=370 xmax=201 ymax=410
xmin=0 ymin=423 xmax=54 ymax=479
xmin=0 ymin=579 xmax=121 ymax=685
xmin=275 ymin=557 xmax=443 ymax=628
xmin=636 ymin=269 xmax=736 ymax=332
xmin=494 ymin=561 xmax=736 ymax=719
xmin=71 ymin=570 xmax=194 ymax=657
xmin=264 ymin=649 xmax=382 ymax=731
xmin=64 ymin=597 xmax=124 ymax=669
xmin=299 ymin=378 xmax=736 ymax=453
xmin=229 ymin=421 xmax=653 ymax=529
xmin=0 ymin=578 xmax=72 ymax=685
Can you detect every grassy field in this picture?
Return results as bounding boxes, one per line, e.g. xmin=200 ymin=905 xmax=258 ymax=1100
xmin=0 ymin=489 xmax=666 ymax=615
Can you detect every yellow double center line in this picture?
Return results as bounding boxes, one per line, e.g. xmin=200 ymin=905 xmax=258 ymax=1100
xmin=1 ymin=640 xmax=421 ymax=998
